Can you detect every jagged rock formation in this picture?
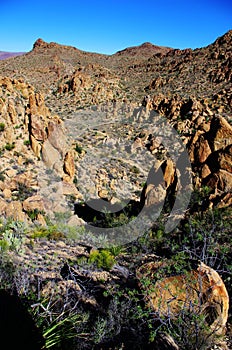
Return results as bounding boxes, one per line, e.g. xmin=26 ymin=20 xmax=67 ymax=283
xmin=0 ymin=76 xmax=78 ymax=222
xmin=141 ymin=94 xmax=232 ymax=207
xmin=57 ymin=64 xmax=123 ymax=106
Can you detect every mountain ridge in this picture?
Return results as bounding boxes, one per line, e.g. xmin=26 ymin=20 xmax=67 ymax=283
xmin=4 ymin=30 xmax=231 ymax=57
xmin=0 ymin=29 xmax=231 ymax=350
xmin=0 ymin=51 xmax=25 ymax=60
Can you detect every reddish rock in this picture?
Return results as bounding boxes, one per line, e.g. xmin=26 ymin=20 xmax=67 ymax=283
xmin=47 ymin=120 xmax=68 ymax=156
xmin=29 ymin=114 xmax=47 ymax=141
xmin=137 ymin=261 xmax=229 ymax=335
xmin=195 ymin=137 xmax=212 ymax=163
xmin=208 ymin=116 xmax=232 ymax=151
xmin=206 ymin=169 xmax=232 ymax=193
xmin=3 ymin=188 xmax=11 ymax=199
xmin=42 ymin=139 xmax=62 ymax=169
xmin=217 ymin=145 xmax=232 ymax=173
xmin=201 ymin=164 xmax=211 ymax=179
xmin=0 ymin=198 xmax=7 ymax=212
xmin=162 ymin=159 xmax=176 ymax=188
xmin=30 ymin=135 xmax=41 ymax=158
xmin=33 ymin=38 xmax=46 ymax=49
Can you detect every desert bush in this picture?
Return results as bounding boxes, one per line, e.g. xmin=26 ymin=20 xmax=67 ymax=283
xmin=27 ymin=209 xmax=45 ymax=221
xmin=31 ymin=225 xmax=65 ymax=240
xmin=89 ymin=249 xmax=116 ymax=270
xmin=75 ymin=143 xmax=83 ymax=154
xmin=5 ymin=142 xmax=15 ymax=151
xmin=23 ymin=139 xmax=30 ymax=146
xmin=0 ymin=219 xmax=26 ymax=253
xmin=13 ymin=182 xmax=37 ymax=201
xmin=0 ymin=122 xmax=5 ymax=131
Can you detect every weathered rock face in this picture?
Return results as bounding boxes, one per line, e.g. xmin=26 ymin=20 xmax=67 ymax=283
xmin=57 ymin=65 xmax=123 ymax=106
xmin=207 ymin=115 xmax=232 ymax=152
xmin=22 ymin=195 xmax=45 ymax=213
xmin=144 ymin=92 xmax=232 ymax=207
xmin=4 ymin=201 xmax=26 ymax=221
xmin=0 ymin=77 xmax=77 ymax=222
xmin=140 ymin=159 xmax=177 ymax=209
xmin=63 ymin=150 xmax=75 ymax=181
xmin=137 ymin=261 xmax=229 ymax=335
xmin=195 ymin=117 xmax=232 ymax=206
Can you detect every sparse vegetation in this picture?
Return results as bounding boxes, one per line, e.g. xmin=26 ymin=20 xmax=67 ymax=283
xmin=0 ymin=30 xmax=231 ymax=349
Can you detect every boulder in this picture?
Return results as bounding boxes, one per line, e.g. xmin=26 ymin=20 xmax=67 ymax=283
xmin=42 ymin=139 xmax=62 ymax=169
xmin=195 ymin=137 xmax=212 ymax=163
xmin=5 ymin=201 xmax=26 ymax=221
xmin=0 ymin=198 xmax=7 ymax=212
xmin=47 ymin=120 xmax=68 ymax=156
xmin=162 ymin=159 xmax=176 ymax=188
xmin=205 ymin=169 xmax=232 ymax=193
xmin=63 ymin=151 xmax=75 ymax=179
xmin=208 ymin=116 xmax=232 ymax=151
xmin=23 ymin=195 xmax=45 ymax=212
xmin=140 ymin=160 xmax=176 ymax=208
xmin=29 ymin=114 xmax=47 ymax=141
xmin=137 ymin=261 xmax=229 ymax=335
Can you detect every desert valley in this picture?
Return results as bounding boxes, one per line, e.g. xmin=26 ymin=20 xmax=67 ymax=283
xmin=0 ymin=30 xmax=231 ymax=349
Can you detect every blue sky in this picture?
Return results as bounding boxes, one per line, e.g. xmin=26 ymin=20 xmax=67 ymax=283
xmin=0 ymin=0 xmax=231 ymax=54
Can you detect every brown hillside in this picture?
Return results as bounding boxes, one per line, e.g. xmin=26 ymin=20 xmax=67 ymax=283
xmin=114 ymin=41 xmax=172 ymax=57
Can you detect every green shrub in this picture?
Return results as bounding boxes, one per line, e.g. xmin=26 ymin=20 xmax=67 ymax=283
xmin=13 ymin=182 xmax=36 ymax=201
xmin=89 ymin=249 xmax=115 ymax=270
xmin=0 ymin=122 xmax=5 ymax=132
xmin=0 ymin=220 xmax=26 ymax=253
xmin=130 ymin=165 xmax=140 ymax=174
xmin=5 ymin=142 xmax=15 ymax=151
xmin=75 ymin=143 xmax=83 ymax=154
xmin=23 ymin=139 xmax=30 ymax=146
xmin=31 ymin=297 xmax=89 ymax=349
xmin=0 ymin=172 xmax=5 ymax=181
xmin=27 ymin=209 xmax=45 ymax=221
xmin=0 ymin=239 xmax=9 ymax=252
xmin=31 ymin=225 xmax=65 ymax=240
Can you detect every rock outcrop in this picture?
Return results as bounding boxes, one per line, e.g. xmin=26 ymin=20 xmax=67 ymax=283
xmin=142 ymin=94 xmax=232 ymax=207
xmin=0 ymin=77 xmax=77 ymax=222
xmin=57 ymin=65 xmax=123 ymax=106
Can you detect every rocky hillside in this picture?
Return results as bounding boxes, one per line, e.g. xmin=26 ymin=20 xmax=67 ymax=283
xmin=0 ymin=31 xmax=231 ymax=350
xmin=114 ymin=42 xmax=172 ymax=57
xmin=0 ymin=76 xmax=81 ymax=225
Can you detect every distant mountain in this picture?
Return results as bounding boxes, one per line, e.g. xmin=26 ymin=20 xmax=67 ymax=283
xmin=0 ymin=51 xmax=25 ymax=60
xmin=0 ymin=30 xmax=231 ymax=105
xmin=114 ymin=42 xmax=172 ymax=57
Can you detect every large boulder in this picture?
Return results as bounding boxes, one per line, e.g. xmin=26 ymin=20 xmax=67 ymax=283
xmin=137 ymin=261 xmax=229 ymax=335
xmin=207 ymin=115 xmax=232 ymax=151
xmin=140 ymin=160 xmax=176 ymax=208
